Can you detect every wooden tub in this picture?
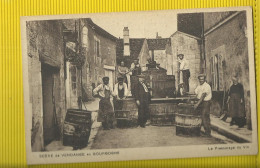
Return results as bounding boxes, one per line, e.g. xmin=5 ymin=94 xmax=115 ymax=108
xmin=149 ymin=103 xmax=177 ymax=126
xmin=175 ymin=104 xmax=202 ymax=136
xmin=115 ymin=98 xmax=138 ymax=128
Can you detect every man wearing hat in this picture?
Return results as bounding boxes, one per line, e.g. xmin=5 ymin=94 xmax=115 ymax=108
xmin=194 ymin=74 xmax=212 ymax=136
xmin=134 ymin=74 xmax=151 ymax=128
xmin=113 ymin=77 xmax=128 ymax=110
xmin=178 ymin=54 xmax=190 ymax=94
xmin=130 ymin=58 xmax=142 ymax=97
xmin=93 ymin=77 xmax=115 ymax=130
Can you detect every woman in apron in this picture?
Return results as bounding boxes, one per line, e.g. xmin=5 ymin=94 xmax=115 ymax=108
xmin=227 ymin=76 xmax=246 ymax=128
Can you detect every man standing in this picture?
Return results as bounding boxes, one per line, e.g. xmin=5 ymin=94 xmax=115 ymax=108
xmin=130 ymin=58 xmax=141 ymax=97
xmin=113 ymin=77 xmax=128 ymax=110
xmin=134 ymin=74 xmax=151 ymax=128
xmin=117 ymin=61 xmax=131 ymax=90
xmin=93 ymin=77 xmax=114 ymax=130
xmin=194 ymin=74 xmax=212 ymax=136
xmin=178 ymin=54 xmax=190 ymax=93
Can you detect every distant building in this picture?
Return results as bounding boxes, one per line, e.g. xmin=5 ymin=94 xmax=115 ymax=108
xmin=26 ymin=20 xmax=66 ymax=151
xmin=116 ymin=27 xmax=171 ymax=71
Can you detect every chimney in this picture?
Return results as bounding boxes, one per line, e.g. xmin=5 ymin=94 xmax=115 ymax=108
xmin=123 ymin=27 xmax=130 ymax=56
xmin=156 ymin=32 xmax=162 ymax=39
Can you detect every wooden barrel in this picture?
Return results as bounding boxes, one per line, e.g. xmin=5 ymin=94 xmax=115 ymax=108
xmin=149 ymin=103 xmax=177 ymax=126
xmin=63 ymin=109 xmax=92 ymax=148
xmin=175 ymin=104 xmax=202 ymax=136
xmin=115 ymin=98 xmax=138 ymax=128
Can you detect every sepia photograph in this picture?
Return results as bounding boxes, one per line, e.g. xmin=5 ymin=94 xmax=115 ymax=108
xmin=21 ymin=6 xmax=257 ymax=165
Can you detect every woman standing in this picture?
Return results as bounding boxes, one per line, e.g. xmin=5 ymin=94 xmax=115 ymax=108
xmin=227 ymin=76 xmax=246 ymax=128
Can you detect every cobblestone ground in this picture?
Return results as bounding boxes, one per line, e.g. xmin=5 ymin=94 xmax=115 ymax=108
xmin=90 ymin=125 xmax=226 ymax=149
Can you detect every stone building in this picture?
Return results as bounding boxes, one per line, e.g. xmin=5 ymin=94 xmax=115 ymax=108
xmin=166 ymin=31 xmax=201 ymax=93
xmin=177 ymin=11 xmax=252 ymax=129
xmin=203 ymin=11 xmax=251 ymax=128
xmin=63 ymin=18 xmax=118 ymax=108
xmin=26 ymin=20 xmax=66 ymax=151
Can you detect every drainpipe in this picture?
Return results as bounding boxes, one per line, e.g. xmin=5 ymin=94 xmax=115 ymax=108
xmin=201 ymin=13 xmax=206 ymax=74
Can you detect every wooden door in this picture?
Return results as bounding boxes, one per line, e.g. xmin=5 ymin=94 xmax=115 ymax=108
xmin=41 ymin=64 xmax=56 ymax=146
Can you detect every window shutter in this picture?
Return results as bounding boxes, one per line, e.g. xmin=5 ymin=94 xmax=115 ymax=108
xmin=218 ymin=55 xmax=224 ymax=91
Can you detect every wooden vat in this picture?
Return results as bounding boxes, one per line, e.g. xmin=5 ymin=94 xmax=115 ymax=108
xmin=149 ymin=103 xmax=177 ymax=126
xmin=115 ymin=98 xmax=138 ymax=128
xmin=63 ymin=109 xmax=92 ymax=148
xmin=175 ymin=104 xmax=202 ymax=136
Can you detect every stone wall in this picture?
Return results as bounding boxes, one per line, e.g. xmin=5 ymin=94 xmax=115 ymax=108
xmin=80 ymin=19 xmax=117 ymax=98
xmin=204 ymin=11 xmax=252 ymax=128
xmin=168 ymin=32 xmax=201 ymax=93
xmin=26 ymin=20 xmax=66 ymax=151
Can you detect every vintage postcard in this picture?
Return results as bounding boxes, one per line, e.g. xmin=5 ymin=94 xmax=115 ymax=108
xmin=21 ymin=6 xmax=258 ymax=165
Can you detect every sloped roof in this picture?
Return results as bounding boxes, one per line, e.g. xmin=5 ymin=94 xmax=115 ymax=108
xmin=147 ymin=38 xmax=171 ymax=50
xmin=116 ymin=38 xmax=171 ymax=59
xmin=62 ymin=18 xmax=118 ymax=42
xmin=86 ymin=18 xmax=118 ymax=42
xmin=116 ymin=38 xmax=145 ymax=59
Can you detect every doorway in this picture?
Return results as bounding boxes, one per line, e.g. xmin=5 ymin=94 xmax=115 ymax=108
xmin=104 ymin=69 xmax=114 ymax=89
xmin=41 ymin=64 xmax=59 ymax=146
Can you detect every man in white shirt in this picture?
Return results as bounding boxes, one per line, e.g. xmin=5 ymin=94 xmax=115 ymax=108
xmin=113 ymin=77 xmax=128 ymax=110
xmin=93 ymin=77 xmax=114 ymax=130
xmin=178 ymin=54 xmax=190 ymax=93
xmin=194 ymin=74 xmax=212 ymax=136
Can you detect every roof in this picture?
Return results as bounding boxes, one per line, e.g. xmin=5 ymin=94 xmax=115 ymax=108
xmin=170 ymin=31 xmax=201 ymax=40
xmin=147 ymin=38 xmax=171 ymax=50
xmin=116 ymin=38 xmax=145 ymax=59
xmin=86 ymin=18 xmax=118 ymax=42
xmin=116 ymin=38 xmax=171 ymax=59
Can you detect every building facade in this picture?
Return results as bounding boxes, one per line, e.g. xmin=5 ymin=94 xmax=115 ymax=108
xmin=166 ymin=31 xmax=201 ymax=93
xmin=204 ymin=11 xmax=251 ymax=128
xmin=63 ymin=18 xmax=118 ymax=109
xmin=26 ymin=20 xmax=66 ymax=151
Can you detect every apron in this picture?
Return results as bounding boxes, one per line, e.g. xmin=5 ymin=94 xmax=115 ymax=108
xmin=229 ymin=93 xmax=245 ymax=118
xmin=97 ymin=88 xmax=114 ymax=122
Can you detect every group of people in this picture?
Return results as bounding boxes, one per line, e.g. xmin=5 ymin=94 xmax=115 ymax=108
xmin=193 ymin=73 xmax=246 ymax=137
xmin=93 ymin=59 xmax=151 ymax=129
xmin=93 ymin=54 xmax=246 ymax=135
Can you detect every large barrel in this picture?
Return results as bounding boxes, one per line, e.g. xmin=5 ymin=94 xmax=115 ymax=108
xmin=175 ymin=104 xmax=202 ymax=136
xmin=149 ymin=103 xmax=177 ymax=126
xmin=63 ymin=109 xmax=92 ymax=148
xmin=115 ymin=98 xmax=138 ymax=128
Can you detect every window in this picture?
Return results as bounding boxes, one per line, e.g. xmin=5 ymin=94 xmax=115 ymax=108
xmin=210 ymin=54 xmax=223 ymax=91
xmin=82 ymin=26 xmax=89 ymax=48
xmin=94 ymin=37 xmax=100 ymax=57
xmin=96 ymin=40 xmax=100 ymax=57
xmin=70 ymin=65 xmax=77 ymax=94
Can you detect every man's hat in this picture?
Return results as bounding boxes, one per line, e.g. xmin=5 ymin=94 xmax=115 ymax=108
xmin=137 ymin=74 xmax=146 ymax=78
xmin=102 ymin=76 xmax=109 ymax=81
xmin=117 ymin=76 xmax=124 ymax=81
xmin=197 ymin=73 xmax=206 ymax=79
xmin=177 ymin=54 xmax=184 ymax=57
xmin=133 ymin=58 xmax=139 ymax=61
